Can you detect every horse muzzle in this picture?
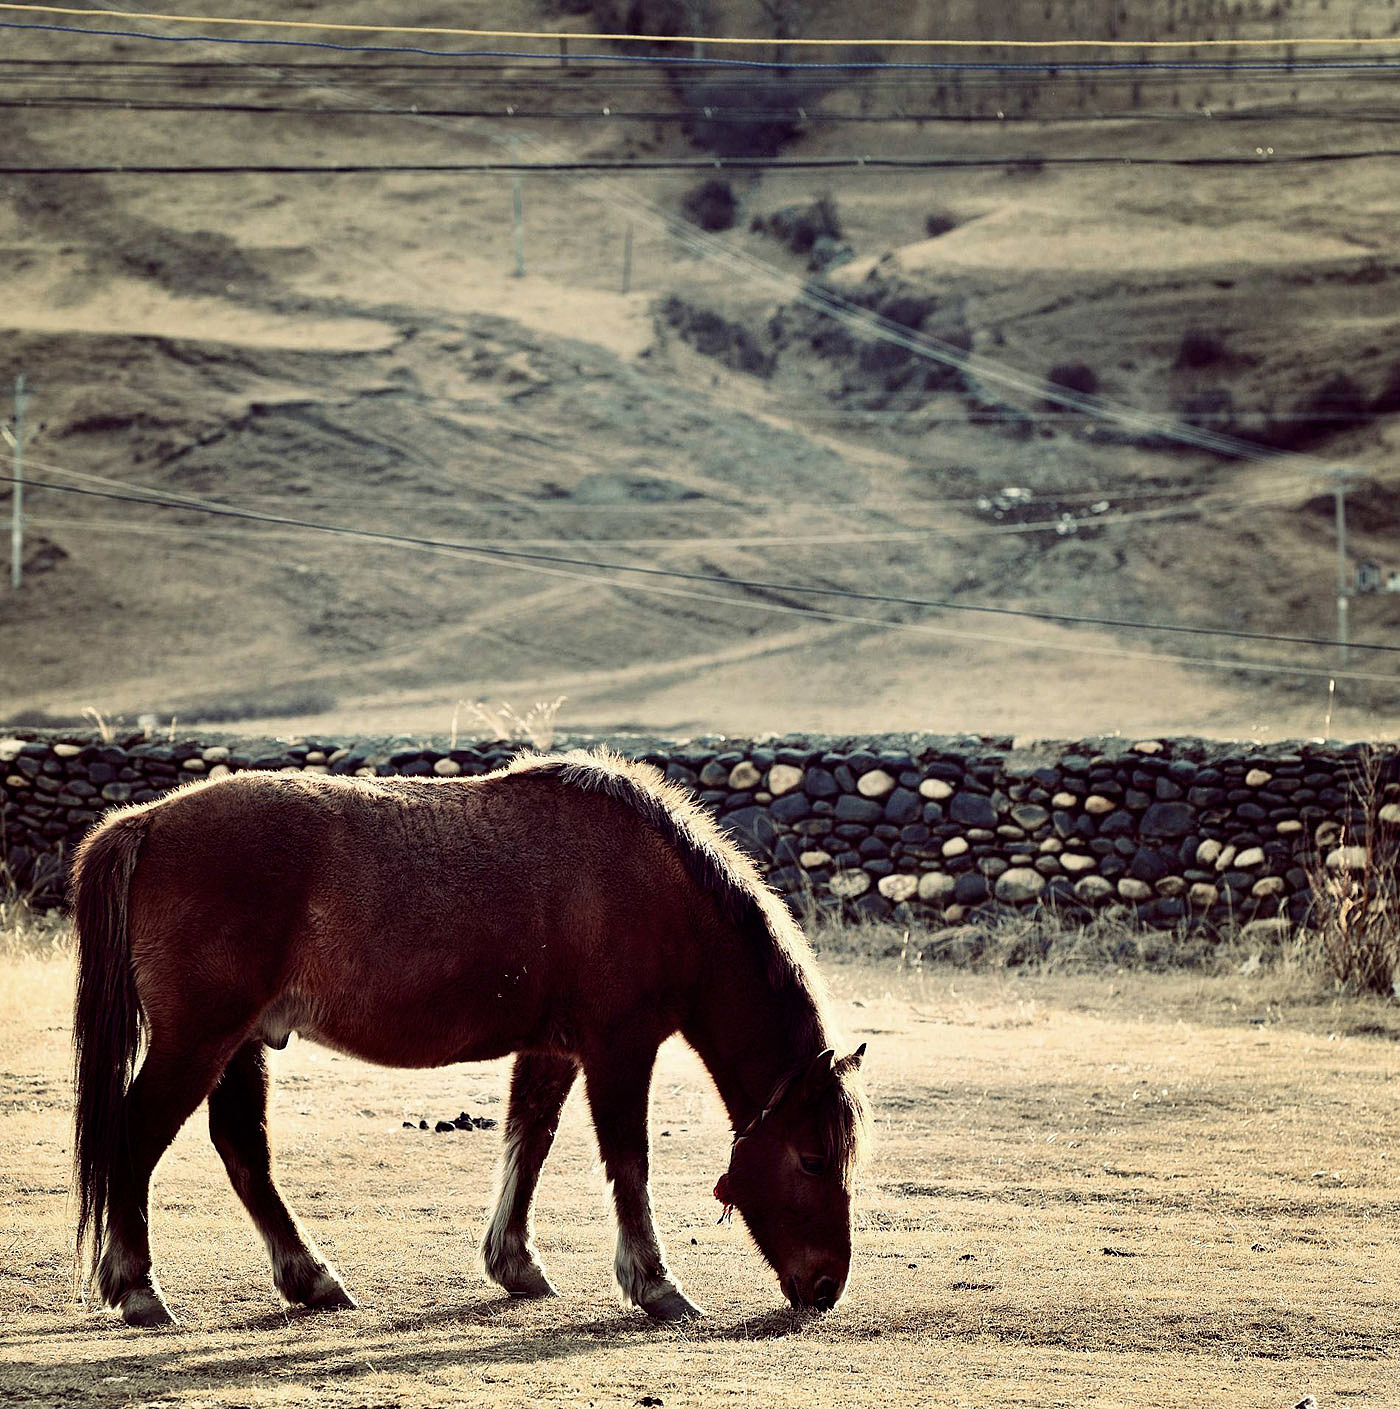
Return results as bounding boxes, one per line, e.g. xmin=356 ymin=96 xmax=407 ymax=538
xmin=785 ymin=1270 xmax=847 ymax=1312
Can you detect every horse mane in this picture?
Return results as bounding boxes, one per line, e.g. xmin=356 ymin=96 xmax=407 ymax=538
xmin=507 ymin=748 xmax=869 ymax=1175
xmin=507 ymin=749 xmax=821 ymax=1017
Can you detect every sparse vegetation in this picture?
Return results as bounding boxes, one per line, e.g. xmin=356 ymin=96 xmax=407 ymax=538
xmin=1177 ymin=384 xmax=1236 ymax=431
xmin=1268 ymin=370 xmax=1371 ymax=448
xmin=750 ymin=195 xmax=843 ymax=258
xmin=806 ymin=904 xmax=1318 ymax=980
xmin=1305 ymin=757 xmax=1400 ymax=996
xmin=1174 ymin=326 xmax=1227 ymax=368
xmin=680 ymin=178 xmax=738 ymax=232
xmin=1045 ymin=360 xmax=1100 ymax=402
xmin=923 ymin=209 xmax=960 ymax=238
xmin=451 ymin=696 xmax=567 ymax=751
xmin=0 ymin=858 xmax=68 ymax=959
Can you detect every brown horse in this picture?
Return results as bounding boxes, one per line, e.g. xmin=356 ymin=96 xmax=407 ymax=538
xmin=71 ymin=748 xmax=869 ymax=1328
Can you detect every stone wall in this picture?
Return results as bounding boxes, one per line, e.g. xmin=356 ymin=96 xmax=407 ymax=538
xmin=3 ymin=731 xmax=1395 ymax=928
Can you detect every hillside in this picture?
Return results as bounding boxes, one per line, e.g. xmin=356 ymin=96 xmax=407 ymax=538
xmin=3 ymin=0 xmax=1400 ymax=741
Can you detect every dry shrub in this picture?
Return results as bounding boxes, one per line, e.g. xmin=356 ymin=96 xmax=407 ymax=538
xmin=1306 ymin=758 xmax=1400 ymax=996
xmin=1311 ymin=866 xmax=1400 ymax=995
xmin=751 ymin=195 xmax=842 ymax=257
xmin=0 ymin=864 xmax=70 ymax=959
xmin=1174 ymin=327 xmax=1227 ymax=369
xmin=1044 ymin=361 xmax=1099 ymax=404
xmin=1372 ymin=357 xmax=1400 ymax=415
xmin=680 ymin=178 xmax=737 ymax=232
xmin=451 ymin=696 xmax=566 ymax=751
xmin=1267 ymin=371 xmax=1370 ymax=449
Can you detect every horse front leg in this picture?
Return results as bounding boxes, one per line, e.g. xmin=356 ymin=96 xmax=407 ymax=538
xmin=582 ymin=1042 xmax=703 ymax=1323
xmin=482 ymin=1051 xmax=579 ymax=1299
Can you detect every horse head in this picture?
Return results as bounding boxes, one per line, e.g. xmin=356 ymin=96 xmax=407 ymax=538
xmin=714 ymin=1044 xmax=869 ymax=1311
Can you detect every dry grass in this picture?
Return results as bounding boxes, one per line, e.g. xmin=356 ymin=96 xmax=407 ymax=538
xmin=809 ymin=905 xmax=1325 ymax=984
xmin=0 ymin=890 xmax=69 ymax=963
xmin=1 ymin=929 xmax=1397 ymax=1408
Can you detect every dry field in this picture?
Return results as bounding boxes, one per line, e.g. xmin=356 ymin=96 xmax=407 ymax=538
xmin=1 ymin=932 xmax=1398 ymax=1408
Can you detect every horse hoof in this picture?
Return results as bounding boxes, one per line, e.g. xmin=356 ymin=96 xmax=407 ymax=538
xmin=303 ymin=1276 xmax=358 ymax=1312
xmin=641 ymin=1288 xmax=705 ymax=1323
xmin=120 ymin=1289 xmax=177 ymax=1329
xmin=504 ymin=1266 xmax=560 ymax=1300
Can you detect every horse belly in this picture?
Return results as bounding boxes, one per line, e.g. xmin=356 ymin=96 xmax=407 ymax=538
xmin=273 ymin=952 xmax=555 ymax=1070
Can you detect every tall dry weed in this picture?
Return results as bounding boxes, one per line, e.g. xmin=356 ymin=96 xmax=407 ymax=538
xmin=1306 ymin=751 xmax=1400 ymax=996
xmin=450 ymin=696 xmax=567 ymax=751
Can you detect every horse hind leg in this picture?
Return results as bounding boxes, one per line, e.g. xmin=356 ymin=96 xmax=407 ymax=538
xmin=208 ymin=1042 xmax=355 ymax=1312
xmin=481 ymin=1052 xmax=578 ymax=1299
xmin=95 ymin=1030 xmax=246 ymax=1327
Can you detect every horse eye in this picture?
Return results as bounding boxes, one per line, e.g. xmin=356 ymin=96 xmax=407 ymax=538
xmin=799 ymin=1154 xmax=827 ymax=1177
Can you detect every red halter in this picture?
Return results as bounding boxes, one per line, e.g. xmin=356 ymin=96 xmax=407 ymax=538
xmin=713 ymin=1093 xmax=781 ymax=1224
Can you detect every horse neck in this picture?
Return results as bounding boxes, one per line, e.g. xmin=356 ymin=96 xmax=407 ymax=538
xmin=683 ymin=917 xmax=832 ymax=1133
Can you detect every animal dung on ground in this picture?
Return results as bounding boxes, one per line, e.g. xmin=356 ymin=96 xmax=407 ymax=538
xmin=405 ymin=1112 xmax=499 ymax=1133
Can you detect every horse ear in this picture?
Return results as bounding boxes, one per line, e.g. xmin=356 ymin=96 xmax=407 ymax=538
xmin=835 ymin=1042 xmax=867 ymax=1077
xmin=801 ymin=1048 xmax=837 ymax=1100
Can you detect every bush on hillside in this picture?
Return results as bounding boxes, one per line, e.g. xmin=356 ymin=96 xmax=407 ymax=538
xmin=1044 ymin=362 xmax=1099 ymax=404
xmin=751 ymin=195 xmax=842 ymax=255
xmin=1177 ymin=385 xmax=1236 ymax=431
xmin=1267 ymin=371 xmax=1369 ymax=449
xmin=1175 ymin=327 xmax=1228 ymax=369
xmin=681 ymin=178 xmax=738 ymax=232
xmin=678 ymin=77 xmax=804 ymax=157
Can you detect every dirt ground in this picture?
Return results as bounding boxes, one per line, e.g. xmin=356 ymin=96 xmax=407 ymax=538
xmin=2 ymin=943 xmax=1398 ymax=1408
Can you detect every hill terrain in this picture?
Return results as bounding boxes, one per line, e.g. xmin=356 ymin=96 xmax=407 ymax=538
xmin=3 ymin=0 xmax=1400 ymax=741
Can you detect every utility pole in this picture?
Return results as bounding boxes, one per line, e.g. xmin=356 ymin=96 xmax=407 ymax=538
xmin=509 ymin=138 xmax=525 ymax=278
xmin=9 ymin=373 xmax=25 ymax=591
xmin=1327 ymin=466 xmax=1367 ymax=668
xmin=1334 ymin=474 xmax=1349 ymax=667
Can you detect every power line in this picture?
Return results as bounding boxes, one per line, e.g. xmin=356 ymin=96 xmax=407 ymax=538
xmin=12 ymin=91 xmax=1400 ymax=124
xmin=21 ymin=498 xmax=1400 ymax=692
xmin=18 ymin=452 xmax=1313 ymax=549
xmin=8 ymin=150 xmax=1400 ymax=172
xmin=5 ymin=18 xmax=1400 ymax=70
xmin=5 ymin=470 xmax=1397 ymax=658
xmin=5 ymin=4 xmax=1400 ymax=51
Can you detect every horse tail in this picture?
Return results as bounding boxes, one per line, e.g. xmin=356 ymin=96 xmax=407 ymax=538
xmin=71 ymin=809 xmax=150 ymax=1278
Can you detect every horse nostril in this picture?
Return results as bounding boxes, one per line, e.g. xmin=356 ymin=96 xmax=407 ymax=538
xmin=812 ymin=1276 xmax=839 ymax=1311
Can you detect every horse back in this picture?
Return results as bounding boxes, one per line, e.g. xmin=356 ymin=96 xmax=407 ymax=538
xmin=122 ymin=769 xmax=712 ymax=1066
